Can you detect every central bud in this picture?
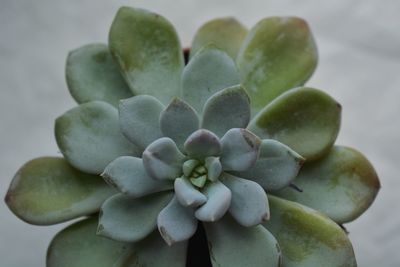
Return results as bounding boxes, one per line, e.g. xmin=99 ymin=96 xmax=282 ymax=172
xmin=182 ymin=157 xmax=222 ymax=189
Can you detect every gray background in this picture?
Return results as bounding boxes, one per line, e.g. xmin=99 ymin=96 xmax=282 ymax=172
xmin=1 ymin=0 xmax=399 ymax=266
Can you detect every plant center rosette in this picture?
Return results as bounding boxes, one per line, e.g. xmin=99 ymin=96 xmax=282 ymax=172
xmin=99 ymin=88 xmax=299 ymax=246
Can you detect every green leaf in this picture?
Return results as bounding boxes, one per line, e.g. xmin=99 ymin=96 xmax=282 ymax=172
xmin=66 ymin=43 xmax=133 ymax=106
xmin=220 ymin=128 xmax=261 ymax=171
xmin=98 ymin=192 xmax=172 ymax=242
xmin=5 ymin=157 xmax=115 ymax=225
xmin=264 ymin=196 xmax=357 ymax=267
xmin=220 ymin=173 xmax=269 ymax=227
xmin=47 ymin=217 xmax=129 ymax=267
xmin=157 ymin=197 xmax=198 ymax=245
xmin=160 ymin=98 xmax=199 ymax=150
xmin=184 ymin=129 xmax=222 ymax=160
xmin=205 ymin=215 xmax=281 ymax=267
xmin=201 ymin=85 xmax=251 ymax=137
xmin=237 ymin=17 xmax=318 ymax=114
xmin=119 ymin=95 xmax=164 ymax=150
xmin=275 ymin=146 xmax=380 ymax=223
xmin=248 ymin=87 xmax=341 ymax=161
xmin=102 ymin=156 xmax=173 ymax=197
xmin=55 ymin=101 xmax=139 ymax=174
xmin=113 ymin=231 xmax=187 ymax=267
xmin=182 ymin=46 xmax=240 ymax=113
xmin=109 ymin=7 xmax=184 ymax=104
xmin=143 ymin=138 xmax=186 ymax=180
xmin=190 ymin=17 xmax=248 ymax=59
xmin=236 ymin=139 xmax=304 ymax=192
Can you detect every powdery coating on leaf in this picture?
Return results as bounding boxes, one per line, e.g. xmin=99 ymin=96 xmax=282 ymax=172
xmin=276 ymin=146 xmax=380 ymax=223
xmin=201 ymin=85 xmax=251 ymax=137
xmin=55 ymin=101 xmax=139 ymax=174
xmin=182 ymin=46 xmax=240 ymax=113
xmin=66 ymin=43 xmax=133 ymax=106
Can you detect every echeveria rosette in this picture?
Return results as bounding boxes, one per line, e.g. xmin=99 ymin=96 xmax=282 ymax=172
xmin=99 ymin=87 xmax=280 ymax=246
xmin=4 ymin=6 xmax=380 ymax=267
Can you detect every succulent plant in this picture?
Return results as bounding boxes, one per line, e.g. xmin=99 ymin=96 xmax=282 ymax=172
xmin=5 ymin=6 xmax=380 ymax=267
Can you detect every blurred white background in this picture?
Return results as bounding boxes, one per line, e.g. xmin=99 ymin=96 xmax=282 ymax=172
xmin=1 ymin=0 xmax=399 ymax=266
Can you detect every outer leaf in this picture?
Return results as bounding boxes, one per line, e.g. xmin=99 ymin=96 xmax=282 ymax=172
xmin=220 ymin=173 xmax=269 ymax=227
xmin=5 ymin=157 xmax=115 ymax=225
xmin=248 ymin=87 xmax=341 ymax=161
xmin=190 ymin=17 xmax=248 ymax=59
xmin=113 ymin=231 xmax=187 ymax=267
xmin=157 ymin=197 xmax=198 ymax=245
xmin=236 ymin=139 xmax=304 ymax=191
xmin=205 ymin=215 xmax=281 ymax=267
xmin=102 ymin=156 xmax=173 ymax=197
xmin=220 ymin=128 xmax=261 ymax=171
xmin=182 ymin=46 xmax=240 ymax=113
xmin=66 ymin=43 xmax=132 ymax=106
xmin=143 ymin=138 xmax=186 ymax=180
xmin=160 ymin=98 xmax=199 ymax=150
xmin=98 ymin=192 xmax=173 ymax=242
xmin=109 ymin=7 xmax=184 ymax=104
xmin=201 ymin=85 xmax=251 ymax=137
xmin=237 ymin=17 xmax=318 ymax=113
xmin=276 ymin=146 xmax=380 ymax=223
xmin=119 ymin=95 xmax=164 ymax=150
xmin=47 ymin=217 xmax=129 ymax=267
xmin=55 ymin=101 xmax=139 ymax=174
xmin=265 ymin=196 xmax=357 ymax=267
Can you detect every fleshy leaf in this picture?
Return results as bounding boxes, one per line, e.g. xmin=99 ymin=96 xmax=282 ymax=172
xmin=264 ymin=196 xmax=357 ymax=267
xmin=109 ymin=7 xmax=184 ymax=104
xmin=5 ymin=157 xmax=115 ymax=225
xmin=182 ymin=46 xmax=240 ymax=113
xmin=47 ymin=217 xmax=129 ymax=267
xmin=160 ymin=98 xmax=200 ymax=150
xmin=102 ymin=156 xmax=172 ymax=197
xmin=175 ymin=178 xmax=207 ymax=208
xmin=119 ymin=95 xmax=164 ymax=150
xmin=190 ymin=17 xmax=248 ymax=59
xmin=66 ymin=43 xmax=132 ymax=106
xmin=201 ymin=85 xmax=251 ymax=137
xmin=236 ymin=139 xmax=304 ymax=191
xmin=205 ymin=215 xmax=281 ymax=267
xmin=55 ymin=101 xmax=139 ymax=174
xmin=113 ymin=231 xmax=187 ymax=267
xmin=195 ymin=181 xmax=231 ymax=222
xmin=221 ymin=173 xmax=269 ymax=227
xmin=143 ymin=138 xmax=186 ymax=180
xmin=184 ymin=129 xmax=222 ymax=159
xmin=157 ymin=197 xmax=198 ymax=245
xmin=98 ymin=192 xmax=172 ymax=242
xmin=248 ymin=87 xmax=341 ymax=161
xmin=237 ymin=17 xmax=318 ymax=113
xmin=205 ymin=157 xmax=222 ymax=182
xmin=220 ymin=128 xmax=261 ymax=171
xmin=276 ymin=146 xmax=380 ymax=223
